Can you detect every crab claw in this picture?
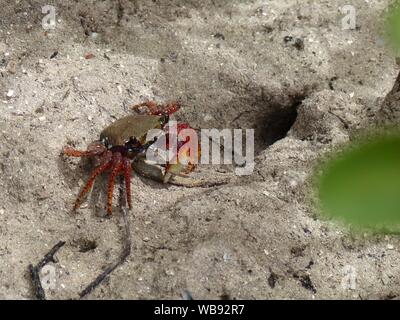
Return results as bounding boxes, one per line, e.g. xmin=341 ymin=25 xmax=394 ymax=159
xmin=163 ymin=162 xmax=193 ymax=184
xmin=164 ymin=132 xmax=200 ymax=183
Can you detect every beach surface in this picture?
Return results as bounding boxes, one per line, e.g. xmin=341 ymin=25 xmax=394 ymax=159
xmin=0 ymin=0 xmax=399 ymax=299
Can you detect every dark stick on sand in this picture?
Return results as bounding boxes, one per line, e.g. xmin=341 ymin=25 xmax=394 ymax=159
xmin=79 ymin=177 xmax=132 ymax=298
xmin=28 ymin=241 xmax=66 ymax=300
xmin=28 ymin=179 xmax=130 ymax=299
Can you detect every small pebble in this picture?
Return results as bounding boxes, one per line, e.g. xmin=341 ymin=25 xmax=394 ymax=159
xmin=90 ymin=32 xmax=99 ymax=39
xmin=284 ymin=35 xmax=293 ymax=43
xmin=387 ymin=244 xmax=394 ymax=250
xmin=165 ymin=269 xmax=175 ymax=276
xmin=84 ymin=53 xmax=95 ymax=59
xmin=6 ymin=89 xmax=14 ymax=98
xmin=223 ymin=253 xmax=231 ymax=262
xmin=50 ymin=51 xmax=58 ymax=59
xmin=294 ymin=38 xmax=304 ymax=50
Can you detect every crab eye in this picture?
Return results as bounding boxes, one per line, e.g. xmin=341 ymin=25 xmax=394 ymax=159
xmin=126 ymin=148 xmax=135 ymax=157
xmin=101 ymin=137 xmax=111 ymax=148
xmin=159 ymin=115 xmax=169 ymax=126
xmin=125 ymin=137 xmax=140 ymax=148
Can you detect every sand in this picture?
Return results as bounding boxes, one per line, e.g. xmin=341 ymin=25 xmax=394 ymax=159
xmin=1 ymin=0 xmax=400 ymax=299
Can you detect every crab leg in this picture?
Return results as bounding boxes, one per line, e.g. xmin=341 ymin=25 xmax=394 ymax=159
xmin=63 ymin=142 xmax=107 ymax=158
xmin=107 ymin=152 xmax=123 ymax=215
xmin=132 ymin=101 xmax=180 ymax=116
xmin=73 ymin=151 xmax=113 ymax=211
xmin=123 ymin=158 xmax=132 ymax=210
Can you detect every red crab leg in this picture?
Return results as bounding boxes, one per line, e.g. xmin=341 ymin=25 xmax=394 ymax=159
xmin=63 ymin=142 xmax=106 ymax=158
xmin=107 ymin=152 xmax=123 ymax=215
xmin=73 ymin=151 xmax=113 ymax=211
xmin=154 ymin=102 xmax=180 ymax=115
xmin=132 ymin=101 xmax=180 ymax=116
xmin=123 ymin=158 xmax=132 ymax=210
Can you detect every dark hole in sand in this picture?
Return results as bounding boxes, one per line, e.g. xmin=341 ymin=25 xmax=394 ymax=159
xmin=257 ymin=102 xmax=299 ymax=147
xmin=231 ymin=91 xmax=306 ymax=154
xmin=76 ymin=238 xmax=98 ymax=253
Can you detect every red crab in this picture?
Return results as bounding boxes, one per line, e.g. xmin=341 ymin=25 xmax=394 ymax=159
xmin=62 ymin=101 xmax=200 ymax=215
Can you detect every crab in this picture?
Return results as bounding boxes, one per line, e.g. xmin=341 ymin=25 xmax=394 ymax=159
xmin=62 ymin=101 xmax=200 ymax=215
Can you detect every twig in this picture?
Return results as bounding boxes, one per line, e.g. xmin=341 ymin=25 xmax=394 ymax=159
xmin=79 ymin=177 xmax=132 ymax=298
xmin=169 ymin=176 xmax=231 ymax=188
xmin=29 ymin=180 xmax=131 ymax=299
xmin=28 ymin=241 xmax=66 ymax=300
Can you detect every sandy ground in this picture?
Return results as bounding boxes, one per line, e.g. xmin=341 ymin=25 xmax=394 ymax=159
xmin=1 ymin=0 xmax=400 ymax=299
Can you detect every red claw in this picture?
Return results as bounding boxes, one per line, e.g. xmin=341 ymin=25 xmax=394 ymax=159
xmin=131 ymin=101 xmax=180 ymax=116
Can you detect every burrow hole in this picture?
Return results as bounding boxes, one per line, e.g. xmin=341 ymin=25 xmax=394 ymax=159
xmin=228 ymin=89 xmax=307 ymax=154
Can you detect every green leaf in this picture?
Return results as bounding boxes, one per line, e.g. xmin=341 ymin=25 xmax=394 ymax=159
xmin=317 ymin=133 xmax=400 ymax=231
xmin=385 ymin=1 xmax=400 ymax=53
